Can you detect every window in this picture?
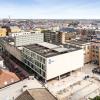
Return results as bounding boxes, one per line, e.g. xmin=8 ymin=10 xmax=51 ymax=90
xmin=96 ymin=55 xmax=99 ymax=58
xmin=43 ymin=58 xmax=45 ymax=64
xmin=31 ymin=64 xmax=34 ymax=69
xmin=87 ymin=46 xmax=89 ymax=49
xmin=92 ymin=50 xmax=95 ymax=52
xmin=40 ymin=57 xmax=42 ymax=62
xmin=27 ymin=61 xmax=30 ymax=66
xmin=24 ymin=59 xmax=26 ymax=63
xmin=37 ymin=55 xmax=39 ymax=60
xmin=96 ymin=51 xmax=98 ymax=54
xmin=93 ymin=55 xmax=95 ymax=57
xmin=43 ymin=72 xmax=46 ymax=77
xmin=42 ymin=64 xmax=46 ymax=71
xmin=96 ymin=46 xmax=98 ymax=49
xmin=87 ymin=52 xmax=89 ymax=54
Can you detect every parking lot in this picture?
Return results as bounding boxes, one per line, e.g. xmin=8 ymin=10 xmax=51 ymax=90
xmin=46 ymin=64 xmax=100 ymax=100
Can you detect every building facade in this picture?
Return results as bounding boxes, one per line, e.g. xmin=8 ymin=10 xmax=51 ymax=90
xmin=22 ymin=42 xmax=84 ymax=82
xmin=91 ymin=41 xmax=100 ymax=65
xmin=58 ymin=32 xmax=77 ymax=44
xmin=44 ymin=31 xmax=59 ymax=44
xmin=14 ymin=32 xmax=44 ymax=46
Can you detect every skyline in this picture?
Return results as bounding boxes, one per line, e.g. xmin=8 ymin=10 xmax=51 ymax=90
xmin=0 ymin=0 xmax=100 ymax=19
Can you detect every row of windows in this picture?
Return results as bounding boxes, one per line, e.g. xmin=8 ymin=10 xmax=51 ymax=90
xmin=24 ymin=58 xmax=46 ymax=71
xmin=92 ymin=55 xmax=99 ymax=58
xmin=92 ymin=46 xmax=99 ymax=49
xmin=23 ymin=49 xmax=46 ymax=64
xmin=24 ymin=59 xmax=46 ymax=77
xmin=83 ymin=46 xmax=90 ymax=50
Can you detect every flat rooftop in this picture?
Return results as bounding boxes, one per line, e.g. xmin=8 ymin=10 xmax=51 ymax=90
xmin=67 ymin=39 xmax=91 ymax=46
xmin=24 ymin=42 xmax=81 ymax=57
xmin=59 ymin=27 xmax=76 ymax=33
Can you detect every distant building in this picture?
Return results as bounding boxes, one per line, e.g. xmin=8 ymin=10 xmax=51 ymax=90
xmin=22 ymin=42 xmax=84 ymax=82
xmin=44 ymin=31 xmax=58 ymax=44
xmin=91 ymin=40 xmax=100 ymax=65
xmin=76 ymin=29 xmax=96 ymax=40
xmin=14 ymin=32 xmax=44 ymax=46
xmin=10 ymin=26 xmax=21 ymax=33
xmin=58 ymin=28 xmax=77 ymax=44
xmin=0 ymin=28 xmax=7 ymax=37
xmin=95 ymin=29 xmax=100 ymax=39
xmin=15 ymin=88 xmax=57 ymax=100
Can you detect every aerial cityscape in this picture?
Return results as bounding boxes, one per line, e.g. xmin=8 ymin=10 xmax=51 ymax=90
xmin=1 ymin=0 xmax=100 ymax=100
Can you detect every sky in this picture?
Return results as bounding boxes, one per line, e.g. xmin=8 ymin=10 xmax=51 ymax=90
xmin=0 ymin=0 xmax=100 ymax=19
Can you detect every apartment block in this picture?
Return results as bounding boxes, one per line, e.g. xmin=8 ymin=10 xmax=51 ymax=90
xmin=0 ymin=28 xmax=7 ymax=37
xmin=91 ymin=40 xmax=100 ymax=65
xmin=44 ymin=31 xmax=59 ymax=44
xmin=58 ymin=28 xmax=77 ymax=44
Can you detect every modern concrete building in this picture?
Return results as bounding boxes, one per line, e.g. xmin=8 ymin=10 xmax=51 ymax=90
xmin=0 ymin=32 xmax=44 ymax=61
xmin=14 ymin=32 xmax=44 ymax=46
xmin=0 ymin=36 xmax=84 ymax=83
xmin=22 ymin=42 xmax=84 ymax=82
xmin=66 ymin=39 xmax=92 ymax=64
xmin=44 ymin=31 xmax=58 ymax=44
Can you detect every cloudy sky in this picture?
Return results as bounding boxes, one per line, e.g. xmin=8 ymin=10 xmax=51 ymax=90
xmin=0 ymin=0 xmax=100 ymax=19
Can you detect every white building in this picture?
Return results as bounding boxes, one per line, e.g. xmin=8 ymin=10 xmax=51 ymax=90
xmin=14 ymin=32 xmax=44 ymax=46
xmin=22 ymin=42 xmax=84 ymax=82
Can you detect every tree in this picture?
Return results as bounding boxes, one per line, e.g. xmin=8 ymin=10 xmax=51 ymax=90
xmin=89 ymin=96 xmax=100 ymax=100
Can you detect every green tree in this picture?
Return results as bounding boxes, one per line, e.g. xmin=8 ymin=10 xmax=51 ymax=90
xmin=89 ymin=96 xmax=100 ymax=100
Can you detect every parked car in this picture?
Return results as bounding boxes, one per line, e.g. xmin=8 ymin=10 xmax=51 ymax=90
xmin=92 ymin=67 xmax=100 ymax=74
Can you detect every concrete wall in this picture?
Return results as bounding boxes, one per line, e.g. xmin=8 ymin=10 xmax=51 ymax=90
xmin=46 ymin=49 xmax=84 ymax=80
xmin=4 ymin=43 xmax=22 ymax=61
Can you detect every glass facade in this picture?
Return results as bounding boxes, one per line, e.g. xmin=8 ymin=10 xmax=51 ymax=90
xmin=22 ymin=48 xmax=46 ymax=80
